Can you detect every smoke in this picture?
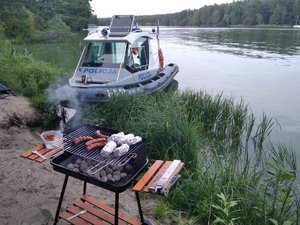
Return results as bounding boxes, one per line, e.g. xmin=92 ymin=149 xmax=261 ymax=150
xmin=46 ymin=78 xmax=84 ymax=127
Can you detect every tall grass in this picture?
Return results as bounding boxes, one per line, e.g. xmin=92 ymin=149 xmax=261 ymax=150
xmin=82 ymin=91 xmax=299 ymax=224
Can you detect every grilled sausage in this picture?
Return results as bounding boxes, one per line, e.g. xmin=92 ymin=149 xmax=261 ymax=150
xmin=85 ymin=138 xmax=107 ymax=147
xmin=95 ymin=130 xmax=108 ymax=138
xmin=86 ymin=141 xmax=106 ymax=151
xmin=74 ymin=136 xmax=93 ymax=145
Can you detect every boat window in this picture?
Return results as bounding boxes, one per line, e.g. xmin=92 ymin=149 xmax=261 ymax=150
xmin=82 ymin=41 xmax=127 ymax=68
xmin=125 ymin=37 xmax=149 ymax=73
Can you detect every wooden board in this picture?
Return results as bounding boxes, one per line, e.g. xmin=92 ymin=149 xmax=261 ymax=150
xmin=132 ymin=160 xmax=184 ymax=194
xmin=132 ymin=160 xmax=164 ymax=192
xmin=59 ymin=195 xmax=142 ymax=225
xmin=20 ymin=144 xmax=63 ymax=163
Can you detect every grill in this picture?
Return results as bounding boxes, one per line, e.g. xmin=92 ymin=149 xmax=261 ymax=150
xmin=51 ymin=124 xmax=148 ymax=192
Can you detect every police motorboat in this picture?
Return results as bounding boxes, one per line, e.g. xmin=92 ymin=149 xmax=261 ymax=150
xmin=55 ymin=15 xmax=179 ymax=104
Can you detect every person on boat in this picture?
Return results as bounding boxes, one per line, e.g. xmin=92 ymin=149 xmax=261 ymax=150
xmin=132 ymin=47 xmax=138 ymax=55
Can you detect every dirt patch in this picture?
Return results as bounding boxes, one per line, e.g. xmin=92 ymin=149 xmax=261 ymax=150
xmin=0 ymin=95 xmax=41 ymax=128
xmin=0 ymin=96 xmax=159 ymax=225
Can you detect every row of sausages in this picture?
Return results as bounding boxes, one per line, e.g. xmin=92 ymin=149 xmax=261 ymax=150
xmin=74 ymin=130 xmax=108 ymax=151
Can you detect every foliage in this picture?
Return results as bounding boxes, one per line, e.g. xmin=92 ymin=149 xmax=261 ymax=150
xmin=80 ymin=91 xmax=299 ymax=224
xmin=0 ymin=0 xmax=91 ymax=41
xmin=116 ymin=0 xmax=300 ymax=27
xmin=0 ymin=39 xmax=64 ymax=128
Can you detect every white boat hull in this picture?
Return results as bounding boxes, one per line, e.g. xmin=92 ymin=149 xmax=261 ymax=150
xmin=55 ymin=63 xmax=179 ymax=105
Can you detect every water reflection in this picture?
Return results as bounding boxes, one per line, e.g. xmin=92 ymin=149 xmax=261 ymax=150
xmin=160 ymin=28 xmax=300 ymax=58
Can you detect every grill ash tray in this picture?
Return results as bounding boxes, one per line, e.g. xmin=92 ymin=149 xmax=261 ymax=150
xmin=51 ymin=152 xmax=148 ymax=192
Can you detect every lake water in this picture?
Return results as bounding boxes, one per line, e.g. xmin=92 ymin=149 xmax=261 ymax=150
xmin=27 ymin=28 xmax=300 ymax=163
xmin=159 ymin=27 xmax=300 ymax=157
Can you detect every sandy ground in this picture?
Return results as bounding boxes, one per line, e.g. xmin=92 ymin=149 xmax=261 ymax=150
xmin=0 ymin=95 xmax=159 ymax=225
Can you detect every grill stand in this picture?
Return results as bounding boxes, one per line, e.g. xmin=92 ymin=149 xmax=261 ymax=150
xmin=53 ymin=171 xmax=150 ymax=225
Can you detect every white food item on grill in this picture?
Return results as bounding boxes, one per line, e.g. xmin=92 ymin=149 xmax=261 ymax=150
xmin=113 ymin=144 xmax=130 ymax=157
xmin=108 ymin=132 xmax=125 ymax=143
xmin=126 ymin=135 xmax=142 ymax=145
xmin=101 ymin=141 xmax=117 ymax=157
xmin=108 ymin=132 xmax=142 ymax=146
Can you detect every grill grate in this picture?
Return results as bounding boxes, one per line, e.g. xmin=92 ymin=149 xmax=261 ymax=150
xmin=62 ymin=125 xmax=143 ymax=173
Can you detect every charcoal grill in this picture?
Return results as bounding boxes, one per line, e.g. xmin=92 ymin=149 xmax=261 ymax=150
xmin=51 ymin=124 xmax=149 ymax=225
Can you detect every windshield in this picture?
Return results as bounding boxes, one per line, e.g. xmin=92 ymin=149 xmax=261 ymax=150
xmin=82 ymin=41 xmax=127 ymax=68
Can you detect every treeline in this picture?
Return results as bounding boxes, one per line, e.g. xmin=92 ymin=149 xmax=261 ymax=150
xmin=0 ymin=0 xmax=93 ymax=42
xmin=98 ymin=0 xmax=300 ymax=27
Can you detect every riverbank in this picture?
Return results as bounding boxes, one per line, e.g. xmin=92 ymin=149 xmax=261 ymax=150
xmin=0 ymin=96 xmax=158 ymax=225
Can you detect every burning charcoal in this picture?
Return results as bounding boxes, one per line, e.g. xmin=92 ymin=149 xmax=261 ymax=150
xmin=111 ymin=165 xmax=119 ymax=171
xmin=67 ymin=163 xmax=74 ymax=170
xmin=73 ymin=164 xmax=80 ymax=168
xmin=105 ymin=167 xmax=113 ymax=174
xmin=80 ymin=161 xmax=88 ymax=167
xmin=119 ymin=166 xmax=124 ymax=172
xmin=113 ymin=170 xmax=121 ymax=176
xmin=120 ymin=172 xmax=127 ymax=178
xmin=124 ymin=164 xmax=133 ymax=172
xmin=113 ymin=174 xmax=121 ymax=181
xmin=80 ymin=164 xmax=88 ymax=173
xmin=94 ymin=172 xmax=101 ymax=179
xmin=86 ymin=159 xmax=94 ymax=167
xmin=100 ymin=170 xmax=106 ymax=177
xmin=73 ymin=168 xmax=80 ymax=173
xmin=100 ymin=176 xmax=108 ymax=182
xmin=75 ymin=158 xmax=82 ymax=164
xmin=107 ymin=174 xmax=112 ymax=179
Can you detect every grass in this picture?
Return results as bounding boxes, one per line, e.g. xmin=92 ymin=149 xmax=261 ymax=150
xmin=80 ymin=92 xmax=299 ymax=225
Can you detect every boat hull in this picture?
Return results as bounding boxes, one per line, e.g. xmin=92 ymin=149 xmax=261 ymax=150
xmin=55 ymin=63 xmax=179 ymax=106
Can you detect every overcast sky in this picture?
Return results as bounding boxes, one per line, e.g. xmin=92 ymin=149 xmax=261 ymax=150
xmin=90 ymin=0 xmax=234 ymax=18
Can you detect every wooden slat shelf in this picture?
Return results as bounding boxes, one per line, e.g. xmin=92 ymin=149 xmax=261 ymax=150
xmin=59 ymin=195 xmax=142 ymax=225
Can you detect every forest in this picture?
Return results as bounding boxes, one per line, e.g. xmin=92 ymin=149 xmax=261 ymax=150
xmin=0 ymin=0 xmax=94 ymax=42
xmin=1 ymin=0 xmax=300 ymax=42
xmin=98 ymin=0 xmax=300 ymax=27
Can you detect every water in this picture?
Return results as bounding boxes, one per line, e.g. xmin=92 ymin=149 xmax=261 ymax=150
xmin=159 ymin=27 xmax=300 ymax=157
xmin=27 ymin=27 xmax=300 ymax=164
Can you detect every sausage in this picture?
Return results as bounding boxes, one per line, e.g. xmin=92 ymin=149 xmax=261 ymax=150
xmin=85 ymin=138 xmax=107 ymax=147
xmin=74 ymin=136 xmax=93 ymax=145
xmin=86 ymin=141 xmax=106 ymax=151
xmin=95 ymin=130 xmax=108 ymax=138
xmin=95 ymin=130 xmax=102 ymax=138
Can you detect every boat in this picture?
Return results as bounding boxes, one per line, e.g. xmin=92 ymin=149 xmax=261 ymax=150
xmin=55 ymin=15 xmax=179 ymax=105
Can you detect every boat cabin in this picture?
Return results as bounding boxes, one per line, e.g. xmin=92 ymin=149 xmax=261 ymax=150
xmin=70 ymin=15 xmax=158 ymax=86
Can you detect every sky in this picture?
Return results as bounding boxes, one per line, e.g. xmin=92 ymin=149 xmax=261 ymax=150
xmin=90 ymin=0 xmax=234 ymax=18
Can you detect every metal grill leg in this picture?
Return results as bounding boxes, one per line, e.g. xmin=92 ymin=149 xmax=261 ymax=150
xmin=115 ymin=192 xmax=119 ymax=225
xmin=135 ymin=192 xmax=145 ymax=223
xmin=53 ymin=175 xmax=69 ymax=225
xmin=83 ymin=181 xmax=87 ymax=195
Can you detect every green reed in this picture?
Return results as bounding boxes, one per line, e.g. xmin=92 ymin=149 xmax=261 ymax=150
xmin=82 ymin=90 xmax=299 ymax=224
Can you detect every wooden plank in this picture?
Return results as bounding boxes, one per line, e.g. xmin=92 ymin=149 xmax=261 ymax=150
xmin=60 ymin=211 xmax=89 ymax=225
xmin=66 ymin=205 xmax=105 ymax=225
xmin=144 ymin=161 xmax=173 ymax=192
xmin=132 ymin=160 xmax=164 ymax=192
xmin=28 ymin=147 xmax=50 ymax=160
xmin=74 ymin=200 xmax=127 ymax=225
xmin=35 ymin=147 xmax=63 ymax=163
xmin=20 ymin=144 xmax=44 ymax=158
xmin=81 ymin=195 xmax=142 ymax=225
